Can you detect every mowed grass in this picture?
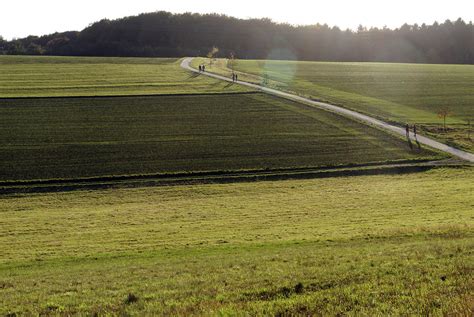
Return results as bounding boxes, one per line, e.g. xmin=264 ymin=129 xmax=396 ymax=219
xmin=195 ymin=58 xmax=474 ymax=152
xmin=0 ymin=56 xmax=251 ymax=97
xmin=0 ymin=168 xmax=472 ymax=315
xmin=0 ymin=93 xmax=440 ymax=182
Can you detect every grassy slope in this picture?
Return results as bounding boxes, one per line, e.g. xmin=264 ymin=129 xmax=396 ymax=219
xmin=194 ymin=58 xmax=474 ymax=152
xmin=0 ymin=56 xmax=251 ymax=97
xmin=0 ymin=93 xmax=440 ymax=182
xmin=0 ymin=168 xmax=472 ymax=315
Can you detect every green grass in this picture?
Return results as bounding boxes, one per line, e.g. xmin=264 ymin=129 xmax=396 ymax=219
xmin=0 ymin=93 xmax=440 ymax=182
xmin=0 ymin=56 xmax=251 ymax=97
xmin=194 ymin=58 xmax=474 ymax=152
xmin=0 ymin=55 xmax=470 ymax=316
xmin=0 ymin=168 xmax=472 ymax=315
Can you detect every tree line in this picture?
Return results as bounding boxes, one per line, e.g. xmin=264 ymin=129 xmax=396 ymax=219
xmin=1 ymin=11 xmax=473 ymax=64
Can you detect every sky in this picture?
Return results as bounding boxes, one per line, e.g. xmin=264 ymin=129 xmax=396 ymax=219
xmin=1 ymin=0 xmax=473 ymax=40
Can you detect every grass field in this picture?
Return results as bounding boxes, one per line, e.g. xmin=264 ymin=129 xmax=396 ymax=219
xmin=193 ymin=58 xmax=474 ymax=152
xmin=0 ymin=56 xmax=251 ymax=97
xmin=0 ymin=168 xmax=472 ymax=315
xmin=0 ymin=93 xmax=439 ymax=182
xmin=0 ymin=55 xmax=471 ymax=315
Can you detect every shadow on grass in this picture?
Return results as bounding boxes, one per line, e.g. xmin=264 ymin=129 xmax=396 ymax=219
xmin=223 ymin=81 xmax=235 ymax=89
xmin=187 ymin=72 xmax=201 ymax=79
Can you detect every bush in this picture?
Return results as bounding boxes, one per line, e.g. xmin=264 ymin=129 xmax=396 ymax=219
xmin=125 ymin=293 xmax=139 ymax=304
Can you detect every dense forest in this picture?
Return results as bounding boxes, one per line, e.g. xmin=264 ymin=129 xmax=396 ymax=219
xmin=1 ymin=11 xmax=473 ymax=64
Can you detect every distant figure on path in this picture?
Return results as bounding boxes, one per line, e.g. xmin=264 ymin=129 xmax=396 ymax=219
xmin=235 ymin=74 xmax=238 ymax=82
xmin=232 ymin=73 xmax=235 ymax=82
xmin=414 ymin=124 xmax=417 ymax=139
xmin=199 ymin=65 xmax=202 ymax=72
xmin=202 ymin=65 xmax=206 ymax=72
xmin=406 ymin=124 xmax=410 ymax=139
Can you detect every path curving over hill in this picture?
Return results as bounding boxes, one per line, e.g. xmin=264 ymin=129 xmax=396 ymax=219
xmin=181 ymin=57 xmax=474 ymax=163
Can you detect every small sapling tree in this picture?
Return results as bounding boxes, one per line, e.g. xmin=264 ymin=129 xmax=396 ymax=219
xmin=207 ymin=46 xmax=219 ymax=66
xmin=437 ymin=108 xmax=451 ymax=132
xmin=228 ymin=52 xmax=235 ymax=71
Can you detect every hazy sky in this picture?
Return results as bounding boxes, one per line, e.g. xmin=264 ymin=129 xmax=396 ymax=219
xmin=1 ymin=0 xmax=473 ymax=40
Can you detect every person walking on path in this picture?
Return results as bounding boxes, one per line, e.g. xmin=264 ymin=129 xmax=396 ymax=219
xmin=235 ymin=74 xmax=238 ymax=82
xmin=414 ymin=124 xmax=417 ymax=139
xmin=199 ymin=65 xmax=202 ymax=72
xmin=232 ymin=73 xmax=235 ymax=82
xmin=406 ymin=124 xmax=410 ymax=139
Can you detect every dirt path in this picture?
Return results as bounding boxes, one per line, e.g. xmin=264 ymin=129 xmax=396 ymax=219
xmin=181 ymin=58 xmax=474 ymax=163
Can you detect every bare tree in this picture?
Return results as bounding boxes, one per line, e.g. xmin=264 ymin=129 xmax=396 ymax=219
xmin=437 ymin=108 xmax=451 ymax=132
xmin=207 ymin=46 xmax=219 ymax=66
xmin=228 ymin=52 xmax=235 ymax=71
